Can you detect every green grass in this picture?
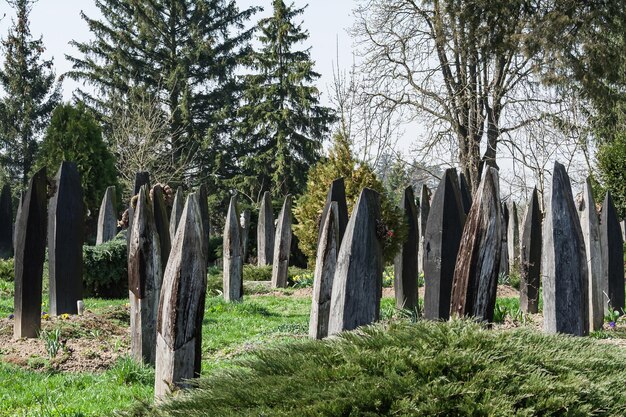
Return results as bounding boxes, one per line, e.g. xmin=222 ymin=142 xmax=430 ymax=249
xmin=128 ymin=320 xmax=626 ymax=416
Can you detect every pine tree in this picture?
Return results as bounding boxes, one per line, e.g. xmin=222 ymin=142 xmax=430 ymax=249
xmin=0 ymin=0 xmax=61 ymax=187
xmin=234 ymin=0 xmax=335 ymax=199
xmin=66 ymin=0 xmax=259 ymax=179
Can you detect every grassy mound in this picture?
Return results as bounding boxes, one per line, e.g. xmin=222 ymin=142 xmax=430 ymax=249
xmin=128 ymin=320 xmax=626 ymax=416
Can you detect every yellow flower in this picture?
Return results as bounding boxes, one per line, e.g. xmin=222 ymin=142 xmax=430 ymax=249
xmin=42 ymin=314 xmax=50 ymax=321
xmin=61 ymin=313 xmax=70 ymax=320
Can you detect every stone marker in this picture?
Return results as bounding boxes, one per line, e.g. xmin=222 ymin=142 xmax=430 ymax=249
xmin=520 ymin=188 xmax=542 ymax=313
xmin=152 ymin=185 xmax=171 ymax=271
xmin=450 ymin=167 xmax=502 ymax=322
xmin=155 ymin=194 xmax=207 ymax=399
xmin=96 ymin=186 xmax=117 ymax=244
xmin=328 ymin=188 xmax=383 ymax=335
xmin=578 ymin=177 xmax=604 ymax=331
xmin=499 ymin=203 xmax=510 ymax=278
xmin=423 ymin=169 xmax=466 ymax=320
xmin=542 ymin=162 xmax=588 ymax=336
xmin=14 ymin=168 xmax=47 ymax=339
xmin=223 ymin=195 xmax=243 ymax=302
xmin=459 ymin=172 xmax=472 ymax=215
xmin=48 ymin=162 xmax=84 ymax=316
xmin=0 ymin=184 xmax=12 ymax=258
xmin=319 ymin=178 xmax=349 ymax=247
xmin=417 ymin=184 xmax=431 ymax=276
xmin=257 ymin=191 xmax=274 ymax=266
xmin=507 ymin=202 xmax=520 ymax=273
xmin=271 ymin=195 xmax=293 ymax=288
xmin=240 ymin=209 xmax=251 ymax=263
xmin=601 ymin=191 xmax=625 ymax=313
xmin=169 ymin=186 xmax=184 ymax=242
xmin=309 ymin=202 xmax=340 ymax=339
xmin=394 ymin=186 xmax=419 ymax=310
xmin=128 ymin=185 xmax=162 ymax=364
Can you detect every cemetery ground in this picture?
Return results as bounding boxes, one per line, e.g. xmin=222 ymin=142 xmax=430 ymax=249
xmin=2 ymin=266 xmax=626 ymax=415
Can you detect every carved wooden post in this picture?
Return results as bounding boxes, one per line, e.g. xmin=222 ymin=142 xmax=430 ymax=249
xmin=542 ymin=162 xmax=588 ymax=336
xmin=507 ymin=202 xmax=520 ymax=273
xmin=601 ymin=191 xmax=625 ymax=313
xmin=197 ymin=184 xmax=210 ymax=263
xmin=13 ymin=192 xmax=23 ymax=253
xmin=450 ymin=168 xmax=502 ymax=322
xmin=520 ymin=188 xmax=542 ymax=313
xmin=48 ymin=162 xmax=84 ymax=316
xmin=0 ymin=184 xmax=12 ymax=258
xmin=309 ymin=202 xmax=340 ymax=339
xmin=328 ymin=189 xmax=383 ymax=335
xmin=169 ymin=186 xmax=184 ymax=243
xmin=257 ymin=191 xmax=274 ymax=266
xmin=417 ymin=184 xmax=431 ymax=276
xmin=271 ymin=195 xmax=293 ymax=288
xmin=240 ymin=209 xmax=251 ymax=264
xmin=499 ymin=203 xmax=510 ymax=278
xmin=152 ymin=185 xmax=171 ymax=270
xmin=14 ymin=168 xmax=47 ymax=339
xmin=319 ymin=178 xmax=349 ymax=247
xmin=578 ymin=178 xmax=604 ymax=331
xmin=128 ymin=185 xmax=162 ymax=364
xmin=96 ymin=186 xmax=117 ymax=244
xmin=193 ymin=191 xmax=209 ymax=377
xmin=127 ymin=171 xmax=151 ymax=246
xmin=423 ymin=169 xmax=466 ymax=320
xmin=394 ymin=186 xmax=419 ymax=310
xmin=223 ymin=195 xmax=243 ymax=302
xmin=458 ymin=172 xmax=472 ymax=215
xmin=155 ymin=194 xmax=207 ymax=399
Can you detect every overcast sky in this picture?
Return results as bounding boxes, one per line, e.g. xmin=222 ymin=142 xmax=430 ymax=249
xmin=0 ymin=0 xmax=355 ymax=106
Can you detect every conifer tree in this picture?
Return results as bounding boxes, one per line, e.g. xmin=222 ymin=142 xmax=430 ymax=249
xmin=0 ymin=0 xmax=61 ymax=187
xmin=234 ymin=0 xmax=335 ymax=198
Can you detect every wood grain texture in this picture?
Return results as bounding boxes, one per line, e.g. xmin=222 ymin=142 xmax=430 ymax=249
xmin=450 ymin=167 xmax=501 ymax=322
xmin=417 ymin=184 xmax=431 ymax=276
xmin=520 ymin=188 xmax=542 ymax=313
xmin=48 ymin=162 xmax=84 ymax=316
xmin=240 ymin=208 xmax=251 ymax=264
xmin=318 ymin=178 xmax=349 ymax=248
xmin=169 ymin=187 xmax=184 ymax=244
xmin=96 ymin=186 xmax=117 ymax=245
xmin=309 ymin=202 xmax=340 ymax=339
xmin=499 ymin=202 xmax=509 ymax=277
xmin=257 ymin=191 xmax=274 ymax=266
xmin=542 ymin=162 xmax=589 ymax=336
xmin=394 ymin=186 xmax=419 ymax=310
xmin=507 ymin=202 xmax=520 ymax=272
xmin=328 ymin=188 xmax=383 ymax=335
xmin=600 ymin=192 xmax=625 ymax=313
xmin=223 ymin=195 xmax=243 ymax=302
xmin=13 ymin=168 xmax=47 ymax=339
xmin=155 ymin=194 xmax=207 ymax=399
xmin=271 ymin=195 xmax=293 ymax=288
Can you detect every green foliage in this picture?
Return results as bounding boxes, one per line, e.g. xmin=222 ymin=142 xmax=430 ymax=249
xmin=0 ymin=258 xmax=14 ymax=281
xmin=108 ymin=356 xmax=154 ymax=386
xmin=0 ymin=0 xmax=61 ymax=188
xmin=243 ymin=265 xmax=273 ymax=281
xmin=82 ymin=234 xmax=127 ymax=298
xmin=290 ymin=271 xmax=314 ymax=288
xmin=294 ymin=132 xmax=406 ymax=265
xmin=597 ymin=129 xmax=626 ymax=218
xmin=130 ymin=319 xmax=626 ymax=416
xmin=39 ymin=328 xmax=63 ymax=358
xmin=36 ymin=103 xmax=118 ymax=219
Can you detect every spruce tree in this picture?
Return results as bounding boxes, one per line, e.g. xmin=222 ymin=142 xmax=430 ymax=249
xmin=66 ymin=0 xmax=258 ymax=177
xmin=234 ymin=0 xmax=335 ymax=198
xmin=0 ymin=0 xmax=61 ymax=187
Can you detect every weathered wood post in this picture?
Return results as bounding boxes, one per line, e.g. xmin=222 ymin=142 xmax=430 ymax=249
xmin=152 ymin=185 xmax=171 ymax=270
xmin=193 ymin=191 xmax=209 ymax=377
xmin=271 ymin=195 xmax=293 ymax=288
xmin=0 ymin=184 xmax=13 ymax=259
xmin=240 ymin=208 xmax=251 ymax=264
xmin=257 ymin=191 xmax=274 ymax=266
xmin=48 ymin=162 xmax=84 ymax=316
xmin=128 ymin=185 xmax=162 ymax=364
xmin=417 ymin=184 xmax=431 ymax=276
xmin=520 ymin=188 xmax=542 ymax=313
xmin=507 ymin=202 xmax=520 ymax=273
xmin=450 ymin=167 xmax=502 ymax=322
xmin=423 ymin=169 xmax=466 ymax=320
xmin=459 ymin=172 xmax=472 ymax=215
xmin=319 ymin=178 xmax=349 ymax=247
xmin=309 ymin=202 xmax=340 ymax=339
xmin=328 ymin=189 xmax=383 ymax=335
xmin=155 ymin=194 xmax=207 ymax=399
xmin=14 ymin=168 xmax=47 ymax=338
xmin=601 ymin=191 xmax=625 ymax=313
xmin=169 ymin=186 xmax=184 ymax=242
xmin=542 ymin=162 xmax=589 ymax=336
xmin=127 ymin=171 xmax=151 ymax=247
xmin=394 ymin=186 xmax=419 ymax=310
xmin=578 ymin=177 xmax=604 ymax=331
xmin=197 ymin=184 xmax=210 ymax=263
xmin=96 ymin=186 xmax=117 ymax=244
xmin=223 ymin=195 xmax=243 ymax=302
xmin=499 ymin=203 xmax=510 ymax=278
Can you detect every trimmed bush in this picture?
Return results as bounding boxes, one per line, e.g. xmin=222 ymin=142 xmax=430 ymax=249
xmin=83 ymin=233 xmax=127 ymax=298
xmin=0 ymin=258 xmax=14 ymax=281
